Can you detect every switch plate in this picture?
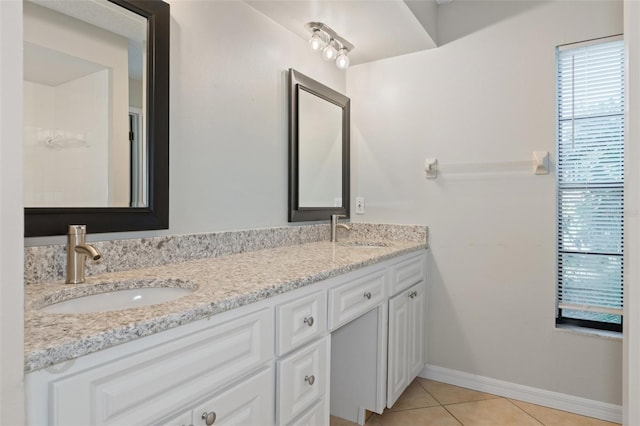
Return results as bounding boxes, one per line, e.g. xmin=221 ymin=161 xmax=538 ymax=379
xmin=355 ymin=197 xmax=365 ymax=214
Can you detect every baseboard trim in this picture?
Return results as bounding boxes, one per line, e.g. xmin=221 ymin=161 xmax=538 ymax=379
xmin=420 ymin=364 xmax=622 ymax=424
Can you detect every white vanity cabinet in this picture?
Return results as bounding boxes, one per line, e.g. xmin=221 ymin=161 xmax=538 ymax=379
xmin=26 ymin=308 xmax=275 ymax=426
xmin=26 ymin=249 xmax=428 ymax=426
xmin=387 ymin=255 xmax=427 ymax=407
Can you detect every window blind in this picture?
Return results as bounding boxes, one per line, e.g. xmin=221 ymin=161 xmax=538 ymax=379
xmin=556 ymin=37 xmax=624 ymax=330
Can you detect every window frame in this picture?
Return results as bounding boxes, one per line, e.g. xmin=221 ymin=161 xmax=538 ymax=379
xmin=555 ymin=35 xmax=625 ymax=333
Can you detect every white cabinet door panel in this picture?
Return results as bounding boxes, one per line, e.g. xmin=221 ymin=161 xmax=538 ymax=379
xmin=286 ymin=400 xmax=327 ymax=426
xmin=329 ymin=271 xmax=386 ymax=330
xmin=387 ymin=281 xmax=426 ymax=409
xmin=390 ymin=255 xmax=425 ymax=295
xmin=192 ymin=367 xmax=274 ymax=426
xmin=408 ymin=282 xmax=426 ymax=379
xmin=387 ymin=291 xmax=410 ymax=407
xmin=50 ymin=309 xmax=273 ymax=425
xmin=276 ymin=290 xmax=327 ymax=356
xmin=157 ymin=410 xmax=192 ymax=426
xmin=277 ymin=337 xmax=330 ymax=425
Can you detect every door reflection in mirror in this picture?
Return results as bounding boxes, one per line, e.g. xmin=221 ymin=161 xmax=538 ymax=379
xmin=23 ymin=0 xmax=147 ymax=208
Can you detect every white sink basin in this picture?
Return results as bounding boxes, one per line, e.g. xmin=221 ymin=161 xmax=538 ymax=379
xmin=39 ymin=286 xmax=195 ymax=314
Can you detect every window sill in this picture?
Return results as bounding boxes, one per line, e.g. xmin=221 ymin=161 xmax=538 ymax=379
xmin=555 ymin=324 xmax=622 ymax=341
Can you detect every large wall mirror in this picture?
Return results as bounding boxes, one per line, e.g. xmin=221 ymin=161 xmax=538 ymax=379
xmin=24 ymin=0 xmax=169 ymax=237
xmin=288 ymin=69 xmax=350 ymax=222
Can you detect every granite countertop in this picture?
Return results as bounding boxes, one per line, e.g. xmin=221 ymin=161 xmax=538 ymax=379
xmin=24 ymin=238 xmax=426 ymax=373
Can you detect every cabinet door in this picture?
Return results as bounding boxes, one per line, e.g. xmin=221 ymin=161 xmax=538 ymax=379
xmin=49 ymin=309 xmax=273 ymax=425
xmin=277 ymin=336 xmax=330 ymax=425
xmin=192 ymin=367 xmax=274 ymax=426
xmin=387 ymin=290 xmax=410 ymax=408
xmin=408 ymin=281 xmax=426 ymax=379
xmin=387 ymin=281 xmax=426 ymax=408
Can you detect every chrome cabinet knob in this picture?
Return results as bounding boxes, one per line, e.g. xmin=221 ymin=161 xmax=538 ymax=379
xmin=409 ymin=290 xmax=418 ymax=299
xmin=304 ymin=316 xmax=314 ymax=327
xmin=363 ymin=292 xmax=372 ymax=300
xmin=202 ymin=411 xmax=216 ymax=425
xmin=305 ymin=375 xmax=316 ymax=385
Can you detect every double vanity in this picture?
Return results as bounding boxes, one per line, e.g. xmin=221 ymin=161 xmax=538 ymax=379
xmin=24 ymin=224 xmax=428 ymax=426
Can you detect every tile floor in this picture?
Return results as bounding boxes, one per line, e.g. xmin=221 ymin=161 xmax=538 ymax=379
xmin=330 ymin=378 xmax=620 ymax=426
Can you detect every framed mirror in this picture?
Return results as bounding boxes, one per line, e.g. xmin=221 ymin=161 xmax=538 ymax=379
xmin=23 ymin=0 xmax=169 ymax=237
xmin=288 ymin=69 xmax=350 ymax=222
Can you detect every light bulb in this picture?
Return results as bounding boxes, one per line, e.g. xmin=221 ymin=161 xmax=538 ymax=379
xmin=323 ymin=40 xmax=338 ymax=61
xmin=336 ymin=49 xmax=349 ymax=69
xmin=308 ymin=31 xmax=324 ymax=51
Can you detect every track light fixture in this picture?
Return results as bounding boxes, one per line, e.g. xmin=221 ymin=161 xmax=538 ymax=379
xmin=305 ymin=22 xmax=354 ymax=70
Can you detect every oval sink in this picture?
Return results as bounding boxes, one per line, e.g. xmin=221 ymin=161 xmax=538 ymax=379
xmin=39 ymin=284 xmax=195 ymax=314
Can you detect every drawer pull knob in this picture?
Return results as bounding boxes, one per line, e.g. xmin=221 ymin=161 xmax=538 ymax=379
xmin=363 ymin=292 xmax=372 ymax=300
xmin=202 ymin=411 xmax=216 ymax=425
xmin=305 ymin=375 xmax=316 ymax=385
xmin=304 ymin=316 xmax=314 ymax=327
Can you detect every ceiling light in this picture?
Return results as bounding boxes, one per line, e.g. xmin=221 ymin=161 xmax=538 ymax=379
xmin=323 ymin=40 xmax=338 ymax=61
xmin=336 ymin=48 xmax=350 ymax=70
xmin=308 ymin=29 xmax=325 ymax=51
xmin=305 ymin=22 xmax=354 ymax=70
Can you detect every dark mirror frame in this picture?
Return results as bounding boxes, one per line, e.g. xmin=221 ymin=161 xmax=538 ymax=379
xmin=288 ymin=68 xmax=350 ymax=222
xmin=24 ymin=0 xmax=169 ymax=237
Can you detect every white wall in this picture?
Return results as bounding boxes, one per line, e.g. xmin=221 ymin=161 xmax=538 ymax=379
xmin=347 ymin=0 xmax=623 ymax=405
xmin=0 ymin=0 xmax=25 ymax=423
xmin=167 ymin=0 xmax=344 ymax=235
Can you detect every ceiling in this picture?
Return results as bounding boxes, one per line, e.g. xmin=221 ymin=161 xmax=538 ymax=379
xmin=243 ymin=0 xmax=442 ymax=66
xmin=24 ymin=42 xmax=107 ymax=86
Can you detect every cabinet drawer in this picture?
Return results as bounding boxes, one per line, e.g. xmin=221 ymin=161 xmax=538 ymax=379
xmin=192 ymin=367 xmax=274 ymax=426
xmin=329 ymin=270 xmax=386 ymax=330
xmin=50 ymin=309 xmax=273 ymax=425
xmin=276 ymin=291 xmax=327 ymax=356
xmin=390 ymin=254 xmax=425 ymax=296
xmin=277 ymin=336 xmax=330 ymax=425
xmin=287 ymin=399 xmax=327 ymax=426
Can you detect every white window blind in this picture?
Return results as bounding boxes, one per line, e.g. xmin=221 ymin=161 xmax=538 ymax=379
xmin=556 ymin=37 xmax=624 ymax=329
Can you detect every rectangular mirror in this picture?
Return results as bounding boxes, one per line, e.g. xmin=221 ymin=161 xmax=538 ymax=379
xmin=288 ymin=68 xmax=350 ymax=222
xmin=24 ymin=0 xmax=169 ymax=237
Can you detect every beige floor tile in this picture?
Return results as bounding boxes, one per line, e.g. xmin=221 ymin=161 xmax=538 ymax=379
xmin=510 ymin=400 xmax=621 ymax=426
xmin=444 ymin=398 xmax=541 ymax=426
xmin=388 ymin=380 xmax=440 ymax=411
xmin=416 ymin=378 xmax=499 ymax=405
xmin=368 ymin=406 xmax=462 ymax=426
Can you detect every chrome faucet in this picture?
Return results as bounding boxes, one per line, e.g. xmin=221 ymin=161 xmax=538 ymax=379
xmin=330 ymin=214 xmax=351 ymax=242
xmin=66 ymin=225 xmax=102 ymax=284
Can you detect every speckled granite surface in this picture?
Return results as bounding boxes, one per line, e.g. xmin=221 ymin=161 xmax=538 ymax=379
xmin=25 ymin=223 xmax=427 ymax=285
xmin=24 ymin=224 xmax=428 ymax=372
